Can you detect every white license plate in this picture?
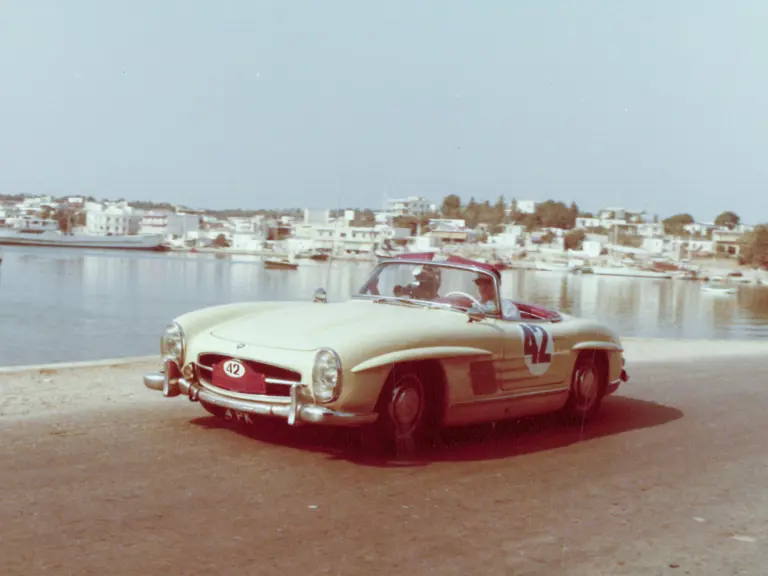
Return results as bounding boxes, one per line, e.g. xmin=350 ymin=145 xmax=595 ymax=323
xmin=224 ymin=408 xmax=254 ymax=424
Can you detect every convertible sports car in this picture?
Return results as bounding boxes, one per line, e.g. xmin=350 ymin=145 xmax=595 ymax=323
xmin=144 ymin=252 xmax=629 ymax=454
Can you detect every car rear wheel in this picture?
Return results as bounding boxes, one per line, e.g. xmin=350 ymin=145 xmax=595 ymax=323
xmin=562 ymin=352 xmax=605 ymax=424
xmin=360 ymin=367 xmax=433 ymax=458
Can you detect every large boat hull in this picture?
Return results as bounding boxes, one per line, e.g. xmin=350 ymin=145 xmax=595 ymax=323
xmin=0 ymin=230 xmax=167 ymax=251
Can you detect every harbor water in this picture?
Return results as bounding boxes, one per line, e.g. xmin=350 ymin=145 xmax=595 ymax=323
xmin=1 ymin=246 xmax=767 ymax=367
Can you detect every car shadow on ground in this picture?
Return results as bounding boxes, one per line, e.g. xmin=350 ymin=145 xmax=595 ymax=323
xmin=189 ymin=395 xmax=683 ymax=468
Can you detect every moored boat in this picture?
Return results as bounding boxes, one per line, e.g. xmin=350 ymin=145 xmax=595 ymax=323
xmin=592 ymin=265 xmax=672 ymax=279
xmin=263 ymin=258 xmax=299 ymax=270
xmin=295 ymin=249 xmax=329 ymax=261
xmin=534 ymin=260 xmax=574 ymax=273
xmin=0 ymin=222 xmax=167 ymax=251
xmin=701 ymin=276 xmax=737 ymax=295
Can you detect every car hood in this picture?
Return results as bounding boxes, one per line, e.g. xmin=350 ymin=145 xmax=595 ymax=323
xmin=209 ymin=299 xmax=478 ymax=352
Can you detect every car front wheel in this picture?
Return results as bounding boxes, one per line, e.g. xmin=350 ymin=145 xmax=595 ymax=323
xmin=360 ymin=367 xmax=433 ymax=458
xmin=562 ymin=352 xmax=606 ymax=424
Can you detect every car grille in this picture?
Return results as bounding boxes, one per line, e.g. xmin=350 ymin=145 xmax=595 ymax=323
xmin=195 ymin=353 xmax=301 ymax=398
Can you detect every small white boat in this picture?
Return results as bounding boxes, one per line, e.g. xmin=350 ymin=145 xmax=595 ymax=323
xmin=701 ymin=277 xmax=737 ymax=295
xmin=534 ymin=260 xmax=574 ymax=272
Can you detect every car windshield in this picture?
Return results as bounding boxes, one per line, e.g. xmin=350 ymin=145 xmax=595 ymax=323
xmin=355 ymin=261 xmax=501 ymax=314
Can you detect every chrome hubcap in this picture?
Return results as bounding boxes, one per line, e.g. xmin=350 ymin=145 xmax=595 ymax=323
xmin=390 ymin=376 xmax=423 ymax=436
xmin=574 ymin=366 xmax=598 ymax=411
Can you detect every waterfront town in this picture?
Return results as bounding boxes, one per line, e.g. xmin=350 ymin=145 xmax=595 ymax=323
xmin=1 ymin=193 xmax=766 ymax=282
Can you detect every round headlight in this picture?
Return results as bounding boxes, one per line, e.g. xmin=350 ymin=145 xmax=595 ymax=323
xmin=312 ymin=348 xmax=341 ymax=403
xmin=160 ymin=322 xmax=185 ymax=364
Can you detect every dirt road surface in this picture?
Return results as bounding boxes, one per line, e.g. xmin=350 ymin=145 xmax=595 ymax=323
xmin=1 ymin=343 xmax=767 ymax=575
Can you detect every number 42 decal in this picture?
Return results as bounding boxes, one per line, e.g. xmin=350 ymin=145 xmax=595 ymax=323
xmin=519 ymin=323 xmax=554 ymax=375
xmin=222 ymin=359 xmax=245 ymax=378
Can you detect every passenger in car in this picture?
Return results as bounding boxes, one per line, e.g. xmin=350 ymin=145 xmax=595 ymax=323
xmin=474 ymin=272 xmax=522 ymax=320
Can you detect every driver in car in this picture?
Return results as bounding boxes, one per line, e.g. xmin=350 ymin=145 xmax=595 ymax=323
xmin=474 ymin=272 xmax=521 ymax=320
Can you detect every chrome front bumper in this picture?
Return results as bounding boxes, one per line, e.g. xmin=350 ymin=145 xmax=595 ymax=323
xmin=143 ymin=371 xmax=378 ymax=428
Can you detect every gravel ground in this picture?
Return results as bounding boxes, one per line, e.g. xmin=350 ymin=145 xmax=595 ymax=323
xmin=1 ymin=338 xmax=767 ymax=575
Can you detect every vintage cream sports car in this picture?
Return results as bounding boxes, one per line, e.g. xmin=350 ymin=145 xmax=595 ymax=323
xmin=143 ymin=253 xmax=629 ymax=453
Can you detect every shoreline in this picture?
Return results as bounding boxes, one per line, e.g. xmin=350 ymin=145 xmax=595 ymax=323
xmin=2 ymin=336 xmax=768 ymax=373
xmin=0 ymin=355 xmax=157 ymax=374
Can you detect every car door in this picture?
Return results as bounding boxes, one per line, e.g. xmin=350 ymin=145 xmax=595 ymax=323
xmin=495 ymin=318 xmax=569 ymax=393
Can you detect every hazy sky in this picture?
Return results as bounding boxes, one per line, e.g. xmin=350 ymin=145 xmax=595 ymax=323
xmin=1 ymin=1 xmax=766 ymax=222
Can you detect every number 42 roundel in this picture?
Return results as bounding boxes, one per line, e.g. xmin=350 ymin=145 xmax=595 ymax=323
xmin=519 ymin=323 xmax=554 ymax=376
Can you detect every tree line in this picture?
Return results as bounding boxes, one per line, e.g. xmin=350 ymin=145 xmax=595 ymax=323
xmin=387 ymin=195 xmax=582 ymax=235
xmin=661 ymin=211 xmax=741 ymax=236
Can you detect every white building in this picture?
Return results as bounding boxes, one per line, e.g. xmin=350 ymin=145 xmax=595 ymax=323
xmin=140 ymin=211 xmax=201 ymax=238
xmin=514 ymin=200 xmax=537 ymax=215
xmin=486 ymin=223 xmax=526 ymax=247
xmin=576 ymin=210 xmax=661 ymax=237
xmin=712 ymin=229 xmax=745 ymax=257
xmin=304 ymin=209 xmax=330 ymax=225
xmin=85 ymin=201 xmax=141 ymax=235
xmin=228 ymin=216 xmax=266 ymax=250
xmin=428 ymin=218 xmax=465 ymax=229
xmin=635 ymin=222 xmax=664 ymax=237
xmin=386 ymin=196 xmax=433 ymax=217
xmin=683 ymin=222 xmax=718 ymax=237
xmin=596 ymin=207 xmax=647 ymax=223
xmin=228 ymin=216 xmax=264 ymax=234
xmin=16 ymin=195 xmax=58 ymax=215
xmin=291 ymin=222 xmax=394 ymax=254
xmin=581 ymin=240 xmax=604 ymax=258
xmin=641 ymin=237 xmax=666 ymax=255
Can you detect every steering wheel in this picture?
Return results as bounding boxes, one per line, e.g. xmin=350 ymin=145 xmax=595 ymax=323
xmin=442 ymin=291 xmax=484 ymax=309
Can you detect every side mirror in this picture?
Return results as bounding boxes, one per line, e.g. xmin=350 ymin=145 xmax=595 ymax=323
xmin=313 ymin=288 xmax=327 ymax=303
xmin=466 ymin=305 xmax=486 ymax=323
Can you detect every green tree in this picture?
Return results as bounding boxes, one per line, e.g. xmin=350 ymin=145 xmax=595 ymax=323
xmin=540 ymin=230 xmax=556 ymax=244
xmin=441 ymin=194 xmax=462 ymax=218
xmin=617 ymin=231 xmax=643 ymax=248
xmin=492 ymin=195 xmax=508 ymax=230
xmin=509 ymin=198 xmax=521 ymax=223
xmin=463 ymin=197 xmax=480 ymax=228
xmin=54 ymin=209 xmax=72 ymax=233
xmin=662 ymin=213 xmax=694 ymax=236
xmin=392 ymin=215 xmax=420 ymax=234
xmin=352 ymin=209 xmax=376 ymax=227
xmin=521 ymin=212 xmax=541 ymax=232
xmin=564 ymin=229 xmax=586 ymax=251
xmin=739 ymin=225 xmax=768 ymax=268
xmin=475 ymin=200 xmax=497 ymax=228
xmin=568 ymin=201 xmax=579 ymax=224
xmin=714 ymin=211 xmax=740 ymax=230
xmin=535 ymin=200 xmax=577 ymax=229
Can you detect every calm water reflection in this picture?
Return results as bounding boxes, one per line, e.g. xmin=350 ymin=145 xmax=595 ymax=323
xmin=1 ymin=246 xmax=767 ymax=366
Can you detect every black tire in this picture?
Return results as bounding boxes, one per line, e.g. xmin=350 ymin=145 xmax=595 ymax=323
xmin=359 ymin=367 xmax=436 ymax=458
xmin=561 ymin=352 xmax=606 ymax=424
